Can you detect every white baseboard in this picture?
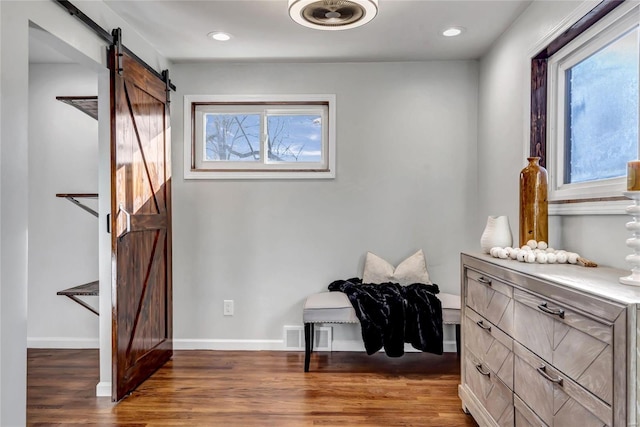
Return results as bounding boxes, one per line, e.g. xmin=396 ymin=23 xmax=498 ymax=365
xmin=443 ymin=340 xmax=457 ymax=353
xmin=96 ymin=381 xmax=111 ymax=397
xmin=27 ymin=337 xmax=99 ymax=348
xmin=27 ymin=337 xmax=457 ymax=353
xmin=173 ymin=338 xmax=457 ymax=353
xmin=173 ymin=339 xmax=284 ymax=351
xmin=331 ymin=339 xmax=366 ymax=352
xmin=332 ymin=339 xmax=457 ymax=353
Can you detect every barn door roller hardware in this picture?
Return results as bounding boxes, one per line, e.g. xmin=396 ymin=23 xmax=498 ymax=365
xmin=53 ymin=0 xmax=176 ymax=91
xmin=162 ymin=70 xmax=171 ymax=104
xmin=112 ymin=28 xmax=124 ymax=76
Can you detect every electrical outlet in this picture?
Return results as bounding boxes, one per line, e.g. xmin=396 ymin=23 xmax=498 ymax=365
xmin=223 ymin=300 xmax=234 ymax=316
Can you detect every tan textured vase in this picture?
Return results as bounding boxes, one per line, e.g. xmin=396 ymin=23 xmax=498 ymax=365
xmin=519 ymin=157 xmax=548 ymax=247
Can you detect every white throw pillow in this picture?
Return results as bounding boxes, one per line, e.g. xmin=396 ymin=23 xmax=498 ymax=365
xmin=362 ymin=250 xmax=431 ymax=285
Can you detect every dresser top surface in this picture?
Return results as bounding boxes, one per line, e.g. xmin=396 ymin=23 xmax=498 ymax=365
xmin=462 ymin=252 xmax=640 ymax=305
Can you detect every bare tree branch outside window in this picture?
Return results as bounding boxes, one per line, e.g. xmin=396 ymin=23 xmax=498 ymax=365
xmin=205 ymin=113 xmax=323 ymax=163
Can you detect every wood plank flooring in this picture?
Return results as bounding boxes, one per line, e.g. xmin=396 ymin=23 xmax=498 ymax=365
xmin=28 ymin=349 xmax=477 ymax=426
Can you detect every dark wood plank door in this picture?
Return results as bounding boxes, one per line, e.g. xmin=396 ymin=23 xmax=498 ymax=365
xmin=109 ymin=46 xmax=172 ymax=401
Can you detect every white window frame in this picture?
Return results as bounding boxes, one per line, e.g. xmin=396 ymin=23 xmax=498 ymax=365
xmin=184 ymin=94 xmax=336 ymax=180
xmin=546 ymin=3 xmax=639 ymax=207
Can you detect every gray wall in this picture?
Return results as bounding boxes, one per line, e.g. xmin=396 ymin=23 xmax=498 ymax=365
xmin=24 ymin=60 xmax=480 ymax=352
xmin=28 ymin=63 xmax=99 ymax=346
xmin=478 ymin=1 xmax=629 ymax=269
xmin=171 ymin=61 xmax=479 ymax=348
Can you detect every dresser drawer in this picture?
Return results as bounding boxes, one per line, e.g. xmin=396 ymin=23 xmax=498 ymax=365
xmin=466 ymin=269 xmax=514 ymax=336
xmin=513 ymin=395 xmax=548 ymax=427
xmin=464 ymin=309 xmax=514 ymax=389
xmin=464 ymin=350 xmax=514 ymax=427
xmin=513 ymin=342 xmax=610 ymax=427
xmin=515 ymin=410 xmax=544 ymax=427
xmin=514 ymin=395 xmax=548 ymax=427
xmin=513 ymin=288 xmax=613 ymax=405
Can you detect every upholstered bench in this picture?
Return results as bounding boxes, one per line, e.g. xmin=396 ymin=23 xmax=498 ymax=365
xmin=303 ymin=291 xmax=461 ymax=372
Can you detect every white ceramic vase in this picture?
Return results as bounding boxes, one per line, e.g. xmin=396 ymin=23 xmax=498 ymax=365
xmin=480 ymin=216 xmax=513 ymax=253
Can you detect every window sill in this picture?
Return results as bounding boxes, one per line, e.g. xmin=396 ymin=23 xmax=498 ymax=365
xmin=549 ymin=198 xmax=629 ymax=216
xmin=184 ymin=169 xmax=335 ymax=180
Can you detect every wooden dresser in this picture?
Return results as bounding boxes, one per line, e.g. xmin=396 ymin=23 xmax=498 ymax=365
xmin=459 ymin=252 xmax=640 ymax=427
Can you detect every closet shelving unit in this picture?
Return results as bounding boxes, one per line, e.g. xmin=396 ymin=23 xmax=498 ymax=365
xmin=56 ymin=280 xmax=99 ymax=315
xmin=55 ymin=95 xmax=100 ymax=316
xmin=55 ymin=95 xmax=98 ymax=119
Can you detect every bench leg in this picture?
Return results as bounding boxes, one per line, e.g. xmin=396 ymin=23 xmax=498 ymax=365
xmin=455 ymin=324 xmax=461 ymax=355
xmin=304 ymin=322 xmax=314 ymax=372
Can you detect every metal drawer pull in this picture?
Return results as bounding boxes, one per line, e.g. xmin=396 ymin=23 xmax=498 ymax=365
xmin=476 ymin=320 xmax=492 ymax=332
xmin=536 ymin=365 xmax=563 ymax=385
xmin=477 ymin=276 xmax=492 ymax=286
xmin=537 ymin=302 xmax=565 ymax=318
xmin=475 ymin=364 xmax=491 ymax=377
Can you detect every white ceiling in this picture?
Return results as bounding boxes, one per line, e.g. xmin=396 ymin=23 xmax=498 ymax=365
xmin=103 ymin=0 xmax=532 ymax=63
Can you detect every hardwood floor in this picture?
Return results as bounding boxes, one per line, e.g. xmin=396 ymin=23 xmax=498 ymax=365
xmin=28 ymin=349 xmax=477 ymax=426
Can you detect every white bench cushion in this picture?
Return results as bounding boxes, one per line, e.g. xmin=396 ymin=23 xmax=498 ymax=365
xmin=303 ymin=291 xmax=460 ymax=325
xmin=303 ymin=291 xmax=359 ymax=323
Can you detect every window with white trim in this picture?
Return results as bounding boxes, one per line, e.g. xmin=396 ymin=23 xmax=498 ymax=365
xmin=546 ymin=4 xmax=638 ymax=203
xmin=184 ymin=95 xmax=336 ymax=179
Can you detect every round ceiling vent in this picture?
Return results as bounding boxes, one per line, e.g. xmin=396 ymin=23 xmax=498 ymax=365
xmin=288 ymin=0 xmax=378 ymax=31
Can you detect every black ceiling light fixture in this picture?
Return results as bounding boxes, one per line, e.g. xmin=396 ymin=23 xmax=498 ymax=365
xmin=288 ymin=0 xmax=378 ymax=31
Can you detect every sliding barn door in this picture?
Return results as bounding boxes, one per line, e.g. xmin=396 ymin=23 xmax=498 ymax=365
xmin=109 ymin=42 xmax=173 ymax=401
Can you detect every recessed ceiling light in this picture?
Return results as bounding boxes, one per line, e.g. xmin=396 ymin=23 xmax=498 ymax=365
xmin=208 ymin=32 xmax=232 ymax=41
xmin=442 ymin=27 xmax=465 ymax=37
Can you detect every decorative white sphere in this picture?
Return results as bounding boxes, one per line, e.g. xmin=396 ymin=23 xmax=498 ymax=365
xmin=491 ymin=243 xmax=584 ymax=267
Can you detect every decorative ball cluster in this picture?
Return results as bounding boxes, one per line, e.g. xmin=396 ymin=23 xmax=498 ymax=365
xmin=489 ymin=240 xmax=580 ymax=264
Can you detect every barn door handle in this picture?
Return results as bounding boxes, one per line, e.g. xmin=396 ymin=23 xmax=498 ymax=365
xmin=475 ymin=364 xmax=490 ymax=377
xmin=477 ymin=276 xmax=492 ymax=286
xmin=537 ymin=302 xmax=565 ymax=318
xmin=119 ymin=203 xmax=131 ymax=237
xmin=536 ymin=365 xmax=563 ymax=386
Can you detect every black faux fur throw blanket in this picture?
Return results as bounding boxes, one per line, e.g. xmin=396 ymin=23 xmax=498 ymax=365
xmin=328 ymin=278 xmax=443 ymax=357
